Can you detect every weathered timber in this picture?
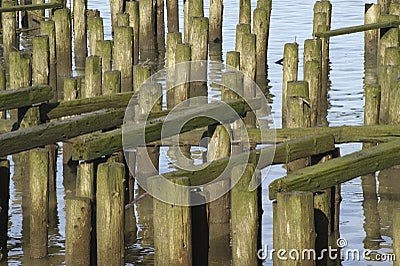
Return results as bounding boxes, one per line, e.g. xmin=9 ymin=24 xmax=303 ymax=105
xmin=72 ymin=98 xmax=261 ymax=160
xmin=315 ymin=20 xmax=400 ymax=38
xmin=40 ymin=92 xmax=136 ymax=120
xmin=0 ymin=2 xmax=62 ymax=12
xmin=0 ymin=86 xmax=53 ymax=111
xmin=269 ymin=139 xmax=400 ymax=200
xmin=0 ymin=109 xmax=125 ymax=157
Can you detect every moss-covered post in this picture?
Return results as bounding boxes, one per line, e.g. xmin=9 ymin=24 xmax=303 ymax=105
xmin=88 ymin=15 xmax=104 ymax=56
xmin=114 ymin=26 xmax=133 ymax=92
xmin=253 ymin=8 xmax=268 ymax=78
xmin=239 ymin=0 xmax=251 ymax=24
xmin=174 ymin=44 xmax=191 ymax=104
xmin=125 ymin=1 xmax=139 ymax=65
xmin=274 ymin=191 xmax=315 ymax=265
xmin=365 ymin=85 xmax=381 ymax=126
xmin=1 ymin=0 xmax=17 ymax=72
xmin=40 ymin=21 xmax=57 ymax=101
xmin=109 ymin=0 xmax=123 ymax=32
xmin=117 ymin=13 xmax=129 ymax=27
xmin=139 ymin=0 xmax=156 ymax=52
xmin=150 ymin=177 xmax=192 ymax=265
xmin=73 ymin=0 xmax=87 ymax=69
xmin=226 ymin=51 xmax=240 ymax=69
xmin=65 ymin=196 xmax=91 ymax=265
xmin=364 ymin=4 xmax=380 ymax=85
xmin=166 ymin=0 xmax=179 ymax=32
xmin=96 ymin=163 xmax=125 ymax=265
xmin=133 ymin=65 xmax=151 ymax=92
xmin=378 ymin=15 xmax=399 ymax=67
xmin=95 ymin=40 xmax=113 ymax=84
xmin=209 ymin=0 xmax=222 ymax=43
xmin=235 ymin=23 xmax=251 ymax=62
xmin=166 ymin=32 xmax=182 ymax=108
xmin=103 ymin=70 xmax=121 ymax=95
xmin=281 ymin=43 xmax=299 ymax=128
xmin=54 ymin=9 xmax=72 ymax=100
xmin=29 ymin=148 xmax=49 ymax=258
xmin=83 ymin=56 xmax=102 ymax=98
xmin=186 ymin=0 xmax=203 ymax=43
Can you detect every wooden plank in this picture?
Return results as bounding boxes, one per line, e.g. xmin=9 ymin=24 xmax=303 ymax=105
xmin=247 ymin=124 xmax=400 ymax=144
xmin=268 ymin=139 xmax=400 ymax=200
xmin=315 ymin=20 xmax=400 ymax=38
xmin=0 ymin=85 xmax=53 ymax=111
xmin=0 ymin=109 xmax=124 ymax=157
xmin=72 ymin=98 xmax=261 ymax=160
xmin=150 ymin=134 xmax=335 ymax=187
xmin=0 ymin=3 xmax=63 ymax=13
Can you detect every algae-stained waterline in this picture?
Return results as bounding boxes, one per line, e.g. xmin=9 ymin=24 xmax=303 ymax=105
xmin=0 ymin=0 xmax=398 ymax=265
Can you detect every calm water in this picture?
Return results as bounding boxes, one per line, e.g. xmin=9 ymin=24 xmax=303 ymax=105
xmin=3 ymin=0 xmax=397 ymax=265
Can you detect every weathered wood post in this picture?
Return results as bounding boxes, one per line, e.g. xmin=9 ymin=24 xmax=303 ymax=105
xmin=364 ymin=3 xmax=380 ymax=85
xmin=239 ymin=0 xmax=251 ymax=24
xmin=209 ymin=0 xmax=223 ymax=43
xmin=95 ymin=40 xmax=113 ymax=83
xmin=54 ymin=8 xmax=72 ymax=100
xmin=133 ymin=65 xmax=151 ymax=92
xmin=97 ymin=162 xmax=125 ymax=265
xmin=29 ymin=148 xmax=49 ymax=258
xmin=40 ymin=21 xmax=57 ymax=101
xmin=378 ymin=15 xmax=399 ymax=67
xmin=253 ymin=8 xmax=269 ymax=78
xmin=109 ymin=0 xmax=123 ymax=32
xmin=103 ymin=70 xmax=121 ymax=95
xmin=166 ymin=0 xmax=179 ymax=32
xmin=1 ymin=0 xmax=17 ymax=71
xmin=393 ymin=209 xmax=400 ymax=266
xmin=166 ymin=32 xmax=182 ymax=108
xmin=281 ymin=43 xmax=299 ymax=128
xmin=274 ymin=191 xmax=315 ymax=265
xmin=65 ymin=196 xmax=91 ymax=265
xmin=226 ymin=51 xmax=240 ymax=69
xmin=0 ymin=159 xmax=10 ymax=261
xmin=114 ymin=26 xmax=133 ymax=92
xmin=379 ymin=0 xmax=391 ymax=14
xmin=88 ymin=15 xmax=104 ymax=56
xmin=156 ymin=0 xmax=165 ymax=54
xmin=235 ymin=23 xmax=251 ymax=61
xmin=117 ymin=13 xmax=130 ymax=26
xmin=364 ymin=85 xmax=381 ymax=126
xmin=174 ymin=43 xmax=191 ymax=104
xmin=231 ymin=163 xmax=258 ymax=265
xmin=139 ymin=0 xmax=156 ymax=52
xmin=0 ymin=67 xmax=5 ymax=119
xmin=189 ymin=17 xmax=209 ymax=99
xmin=125 ymin=1 xmax=139 ymax=65
xmin=150 ymin=177 xmax=192 ymax=265
xmin=186 ymin=0 xmax=203 ymax=43
xmin=304 ymin=39 xmax=322 ymax=127
xmin=84 ymin=56 xmax=102 ymax=98
xmin=379 ymin=46 xmax=400 ymax=124
xmin=73 ymin=0 xmax=87 ymax=69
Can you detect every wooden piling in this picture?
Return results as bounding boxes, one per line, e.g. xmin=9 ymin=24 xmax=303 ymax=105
xmin=394 ymin=209 xmax=400 ymax=266
xmin=186 ymin=0 xmax=203 ymax=43
xmin=365 ymin=85 xmax=381 ymax=126
xmin=62 ymin=77 xmax=78 ymax=164
xmin=84 ymin=56 xmax=102 ymax=98
xmin=32 ymin=35 xmax=49 ymax=86
xmin=76 ymin=162 xmax=94 ymax=199
xmin=231 ymin=163 xmax=258 ymax=265
xmin=253 ymin=8 xmax=269 ymax=78
xmin=139 ymin=0 xmax=156 ymax=51
xmin=88 ymin=16 xmax=104 ymax=57
xmin=378 ymin=15 xmax=399 ymax=67
xmin=166 ymin=32 xmax=182 ymax=108
xmin=2 ymin=0 xmax=17 ymax=71
xmin=65 ymin=196 xmax=91 ymax=266
xmin=109 ymin=0 xmax=123 ymax=32
xmin=54 ymin=9 xmax=72 ymax=100
xmin=125 ymin=1 xmax=139 ymax=65
xmin=150 ymin=177 xmax=192 ymax=265
xmin=156 ymin=0 xmax=165 ymax=53
xmin=209 ymin=0 xmax=223 ymax=43
xmin=166 ymin=0 xmax=179 ymax=32
xmin=133 ymin=65 xmax=151 ymax=92
xmin=190 ymin=17 xmax=209 ymax=99
xmin=117 ymin=12 xmax=129 ymax=27
xmin=379 ymin=0 xmax=390 ymax=15
xmin=390 ymin=79 xmax=400 ymax=125
xmin=282 ymin=43 xmax=299 ymax=128
xmin=40 ymin=21 xmax=57 ymax=101
xmin=29 ymin=148 xmax=49 ymax=259
xmin=113 ymin=26 xmax=133 ymax=92
xmin=379 ymin=46 xmax=400 ymax=124
xmin=103 ymin=70 xmax=121 ymax=95
xmin=235 ymin=23 xmax=251 ymax=60
xmin=239 ymin=0 xmax=251 ymax=24
xmin=95 ymin=40 xmax=113 ymax=82
xmin=274 ymin=191 xmax=315 ymax=265
xmin=96 ymin=162 xmax=125 ymax=265
xmin=226 ymin=51 xmax=240 ymax=69
xmin=174 ymin=43 xmax=191 ymax=104
xmin=364 ymin=4 xmax=380 ymax=85
xmin=73 ymin=0 xmax=87 ymax=69
xmin=0 ymin=159 xmax=10 ymax=261
xmin=0 ymin=67 xmax=5 ymax=119
xmin=304 ymin=59 xmax=320 ymax=127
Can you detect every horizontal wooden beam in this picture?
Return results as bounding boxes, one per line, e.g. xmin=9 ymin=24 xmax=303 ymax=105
xmin=40 ymin=92 xmax=137 ymax=120
xmin=0 ymin=3 xmax=63 ymax=13
xmin=247 ymin=124 xmax=400 ymax=144
xmin=268 ymin=140 xmax=400 ymax=200
xmin=72 ymin=98 xmax=261 ymax=160
xmin=149 ymin=134 xmax=335 ymax=186
xmin=0 ymin=109 xmax=124 ymax=157
xmin=0 ymin=86 xmax=53 ymax=111
xmin=315 ymin=20 xmax=400 ymax=38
